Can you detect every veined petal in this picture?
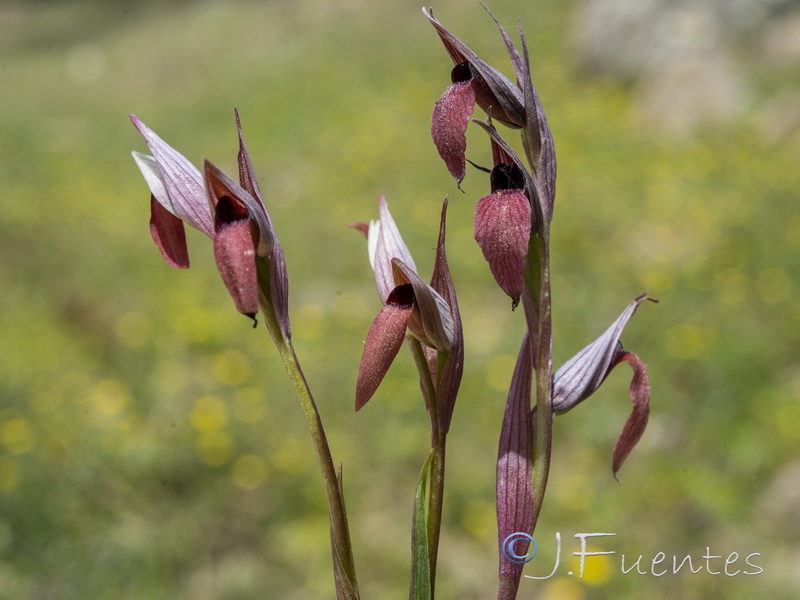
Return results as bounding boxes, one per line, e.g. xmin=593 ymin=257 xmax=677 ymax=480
xmin=497 ymin=335 xmax=534 ymax=596
xmin=429 ymin=197 xmax=464 ymax=434
xmin=234 ymin=109 xmax=274 ymax=257
xmin=130 ymin=115 xmax=213 ymax=237
xmin=392 ymin=259 xmax=455 ymax=352
xmin=133 ymin=152 xmax=170 ymax=212
xmin=552 ymin=294 xmax=656 ymax=414
xmin=150 ymin=195 xmax=190 ymax=269
xmin=373 ymin=197 xmax=416 ymax=303
xmin=366 ymin=219 xmax=379 ymax=269
xmin=474 ymin=190 xmax=531 ymax=308
xmin=432 ymin=74 xmax=475 ymax=184
xmin=356 ymin=285 xmax=415 ymax=411
xmin=234 ymin=111 xmax=291 ymax=338
xmin=517 ymin=24 xmax=556 ymax=221
xmin=423 ymin=8 xmax=525 ymax=128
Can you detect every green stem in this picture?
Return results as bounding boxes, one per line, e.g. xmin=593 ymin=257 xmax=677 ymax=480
xmin=407 ymin=337 xmax=448 ymax=597
xmin=530 ymin=233 xmax=552 ymax=527
xmin=427 ymin=438 xmax=446 ymax=593
xmin=521 ymin=128 xmax=554 ymax=531
xmin=257 ymin=262 xmax=359 ymax=598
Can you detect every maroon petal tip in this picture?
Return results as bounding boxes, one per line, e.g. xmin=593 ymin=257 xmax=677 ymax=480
xmin=149 ymin=195 xmax=190 ymax=269
xmin=611 ymin=352 xmax=651 ymax=478
xmin=348 ymin=222 xmax=370 ymax=239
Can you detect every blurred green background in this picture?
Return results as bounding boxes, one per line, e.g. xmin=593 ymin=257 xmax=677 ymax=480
xmin=1 ymin=0 xmax=799 ymax=598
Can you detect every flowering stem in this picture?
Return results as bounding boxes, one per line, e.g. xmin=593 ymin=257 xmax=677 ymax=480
xmin=408 ymin=336 xmax=448 ymax=596
xmin=529 ymin=231 xmax=553 ymax=527
xmin=257 ymin=263 xmax=359 ymax=599
xmin=521 ymin=132 xmax=554 ymax=530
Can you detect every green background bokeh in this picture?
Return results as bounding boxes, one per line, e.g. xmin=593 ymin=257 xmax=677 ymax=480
xmin=1 ymin=0 xmax=798 ymax=598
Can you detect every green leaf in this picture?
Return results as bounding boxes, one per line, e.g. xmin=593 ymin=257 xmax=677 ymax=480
xmin=409 ymin=451 xmax=433 ymax=600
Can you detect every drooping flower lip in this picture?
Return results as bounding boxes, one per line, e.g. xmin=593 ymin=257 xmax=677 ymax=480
xmin=431 ymin=74 xmax=476 ymax=185
xmin=473 ymin=138 xmax=532 ymax=309
xmin=552 ymin=293 xmax=658 ymax=478
xmin=354 ymin=197 xmax=460 ymax=412
xmin=424 ymin=7 xmax=525 ymax=129
xmin=474 ymin=189 xmax=531 ymax=309
xmin=202 ymin=160 xmax=262 ymax=319
xmin=355 ymin=284 xmax=415 ymax=411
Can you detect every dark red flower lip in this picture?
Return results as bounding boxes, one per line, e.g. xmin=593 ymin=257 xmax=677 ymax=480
xmin=552 ymin=293 xmax=658 ymax=478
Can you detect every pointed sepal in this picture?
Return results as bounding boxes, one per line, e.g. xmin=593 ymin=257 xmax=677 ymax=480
xmin=130 ymin=115 xmax=213 ymax=237
xmin=234 ymin=110 xmax=291 ymax=338
xmin=552 ymin=294 xmax=657 ymax=475
xmin=428 ymin=197 xmax=464 ymax=434
xmin=370 ymin=197 xmax=417 ymax=303
xmin=496 ymin=335 xmax=534 ymax=597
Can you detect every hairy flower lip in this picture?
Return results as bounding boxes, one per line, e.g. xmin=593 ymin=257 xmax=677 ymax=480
xmin=355 ymin=197 xmax=461 ymax=410
xmin=474 ymin=189 xmax=531 ymax=309
xmin=131 ymin=113 xmax=290 ymax=327
xmin=424 ymin=7 xmax=525 ymax=128
xmin=431 ymin=79 xmax=476 ymax=184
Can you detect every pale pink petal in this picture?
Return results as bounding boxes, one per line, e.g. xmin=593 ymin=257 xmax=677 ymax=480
xmin=130 ymin=116 xmax=213 ymax=237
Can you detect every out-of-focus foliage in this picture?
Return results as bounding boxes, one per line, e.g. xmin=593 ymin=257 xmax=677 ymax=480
xmin=0 ymin=0 xmax=798 ymax=598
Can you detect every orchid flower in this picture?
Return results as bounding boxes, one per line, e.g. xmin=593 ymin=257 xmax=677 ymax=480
xmin=426 ymin=4 xmax=555 ymax=213
xmin=473 ymin=139 xmax=532 ymax=309
xmin=553 ymin=293 xmax=658 ymax=479
xmin=426 ymin=6 xmax=524 ymax=184
xmin=132 ymin=113 xmax=359 ymax=598
xmin=130 ymin=112 xmax=289 ymax=336
xmin=354 ymin=197 xmax=464 ymax=598
xmin=352 ymin=197 xmax=458 ymax=412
